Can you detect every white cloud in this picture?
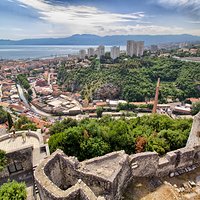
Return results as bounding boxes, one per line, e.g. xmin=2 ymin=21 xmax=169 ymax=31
xmin=156 ymin=0 xmax=200 ymax=18
xmin=19 ymin=4 xmax=28 ymax=8
xmin=158 ymin=0 xmax=196 ymax=6
xmin=99 ymin=24 xmax=184 ymax=35
xmin=13 ymin=0 xmax=200 ymax=37
xmin=187 ymin=20 xmax=200 ymax=24
xmin=22 ymin=24 xmax=200 ymax=38
xmin=17 ymin=0 xmax=144 ymax=25
xmin=0 ymin=27 xmax=23 ymax=31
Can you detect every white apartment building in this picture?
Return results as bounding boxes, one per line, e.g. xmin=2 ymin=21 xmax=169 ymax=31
xmin=111 ymin=46 xmax=120 ymax=60
xmin=79 ymin=49 xmax=86 ymax=59
xmin=87 ymin=48 xmax=95 ymax=57
xmin=97 ymin=45 xmax=105 ymax=58
xmin=126 ymin=40 xmax=144 ymax=57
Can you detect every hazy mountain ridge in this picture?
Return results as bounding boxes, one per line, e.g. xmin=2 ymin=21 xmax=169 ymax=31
xmin=0 ymin=34 xmax=200 ymax=46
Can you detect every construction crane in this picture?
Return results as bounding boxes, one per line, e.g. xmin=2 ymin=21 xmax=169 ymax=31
xmin=152 ymin=78 xmax=160 ymax=114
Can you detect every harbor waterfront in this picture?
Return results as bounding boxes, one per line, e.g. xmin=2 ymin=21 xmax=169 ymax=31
xmin=0 ymin=45 xmax=126 ymax=60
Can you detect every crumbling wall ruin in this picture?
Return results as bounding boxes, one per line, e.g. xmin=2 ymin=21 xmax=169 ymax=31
xmin=35 ymin=112 xmax=200 ymax=200
xmin=187 ymin=112 xmax=200 ymax=147
xmin=0 ymin=146 xmax=33 ymax=185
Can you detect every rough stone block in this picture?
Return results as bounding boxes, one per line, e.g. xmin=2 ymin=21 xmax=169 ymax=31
xmin=129 ymin=152 xmax=159 ymax=177
xmin=157 ymin=157 xmax=174 ymax=177
xmin=176 ymin=148 xmax=195 ymax=168
xmin=166 ymin=151 xmax=177 ymax=164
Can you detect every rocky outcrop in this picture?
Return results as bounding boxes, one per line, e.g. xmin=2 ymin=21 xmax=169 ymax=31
xmin=93 ymin=83 xmax=120 ymax=100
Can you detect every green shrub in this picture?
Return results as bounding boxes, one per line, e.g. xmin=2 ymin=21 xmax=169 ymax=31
xmin=0 ymin=180 xmax=27 ymax=200
xmin=0 ymin=149 xmax=7 ymax=172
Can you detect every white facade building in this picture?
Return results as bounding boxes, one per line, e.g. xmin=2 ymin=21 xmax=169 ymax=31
xmin=137 ymin=41 xmax=144 ymax=56
xmin=111 ymin=46 xmax=120 ymax=60
xmin=97 ymin=45 xmax=105 ymax=58
xmin=126 ymin=40 xmax=144 ymax=57
xmin=79 ymin=49 xmax=86 ymax=59
xmin=87 ymin=48 xmax=95 ymax=57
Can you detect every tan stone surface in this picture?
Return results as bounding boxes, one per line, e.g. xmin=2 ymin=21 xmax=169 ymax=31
xmin=0 ymin=135 xmax=40 ymax=152
xmin=124 ymin=166 xmax=200 ymax=200
xmin=80 ymin=151 xmax=129 ymax=181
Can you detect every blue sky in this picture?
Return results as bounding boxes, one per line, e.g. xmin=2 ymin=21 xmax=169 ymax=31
xmin=0 ymin=0 xmax=200 ymax=39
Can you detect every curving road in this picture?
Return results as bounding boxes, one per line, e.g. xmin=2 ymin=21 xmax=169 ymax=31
xmin=17 ymin=84 xmax=51 ymax=117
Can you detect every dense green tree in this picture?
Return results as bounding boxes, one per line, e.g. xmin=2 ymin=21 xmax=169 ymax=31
xmin=27 ymin=88 xmax=33 ymax=96
xmin=145 ymin=135 xmax=170 ymax=155
xmin=117 ymin=103 xmax=137 ymax=111
xmin=48 ymin=126 xmax=84 ymax=158
xmin=17 ymin=74 xmax=30 ymax=90
xmin=24 ymin=92 xmax=32 ymax=102
xmin=14 ymin=116 xmax=37 ymax=131
xmin=57 ymin=57 xmax=200 ymax=102
xmin=48 ymin=114 xmax=192 ymax=160
xmin=96 ymin=107 xmax=103 ymax=118
xmin=191 ymin=102 xmax=200 ymax=116
xmin=49 ymin=118 xmax=77 ymax=135
xmin=7 ymin=112 xmax=13 ymax=130
xmin=158 ymin=129 xmax=188 ymax=150
xmin=80 ymin=137 xmax=110 ymax=160
xmin=0 ymin=149 xmax=7 ymax=172
xmin=0 ymin=180 xmax=27 ymax=200
xmin=0 ymin=107 xmax=8 ymax=124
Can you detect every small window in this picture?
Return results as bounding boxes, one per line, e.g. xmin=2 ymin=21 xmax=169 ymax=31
xmin=8 ymin=161 xmax=23 ymax=174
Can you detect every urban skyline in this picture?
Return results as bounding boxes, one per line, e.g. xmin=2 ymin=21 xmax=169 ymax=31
xmin=79 ymin=41 xmax=144 ymax=60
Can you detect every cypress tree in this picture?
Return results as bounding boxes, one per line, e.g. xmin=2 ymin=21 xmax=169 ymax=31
xmin=7 ymin=112 xmax=13 ymax=130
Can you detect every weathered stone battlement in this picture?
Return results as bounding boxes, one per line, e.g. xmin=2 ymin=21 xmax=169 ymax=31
xmin=0 ymin=145 xmax=33 ymax=184
xmin=35 ymin=112 xmax=200 ymax=200
xmin=187 ymin=112 xmax=200 ymax=147
xmin=0 ymin=129 xmax=50 ymax=195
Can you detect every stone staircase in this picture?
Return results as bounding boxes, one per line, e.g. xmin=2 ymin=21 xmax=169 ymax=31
xmin=33 ymin=165 xmax=40 ymax=200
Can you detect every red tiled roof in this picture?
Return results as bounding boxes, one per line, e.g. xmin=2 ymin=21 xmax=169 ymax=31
xmin=129 ymin=101 xmax=154 ymax=105
xmin=82 ymin=107 xmax=96 ymax=111
xmin=96 ymin=102 xmax=107 ymax=106
xmin=9 ymin=104 xmax=25 ymax=111
xmin=187 ymin=98 xmax=200 ymax=103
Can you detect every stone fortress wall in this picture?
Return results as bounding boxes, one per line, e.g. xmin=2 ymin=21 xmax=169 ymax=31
xmin=35 ymin=112 xmax=200 ymax=200
xmin=0 ymin=146 xmax=33 ymax=185
xmin=0 ymin=130 xmax=50 ymax=185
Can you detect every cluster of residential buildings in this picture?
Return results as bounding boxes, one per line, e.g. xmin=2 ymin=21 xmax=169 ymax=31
xmin=177 ymin=47 xmax=199 ymax=55
xmin=0 ymin=58 xmax=69 ymax=128
xmin=0 ymin=79 xmax=18 ymax=103
xmin=0 ymin=55 xmax=107 ymax=119
xmin=79 ymin=45 xmax=107 ymax=59
xmin=79 ymin=40 xmax=145 ymax=60
xmin=32 ymin=94 xmax=82 ymax=115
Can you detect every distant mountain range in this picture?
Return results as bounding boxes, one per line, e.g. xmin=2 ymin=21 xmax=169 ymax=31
xmin=0 ymin=34 xmax=200 ymax=46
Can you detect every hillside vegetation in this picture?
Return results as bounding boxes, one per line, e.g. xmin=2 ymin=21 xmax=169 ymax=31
xmin=58 ymin=57 xmax=200 ymax=102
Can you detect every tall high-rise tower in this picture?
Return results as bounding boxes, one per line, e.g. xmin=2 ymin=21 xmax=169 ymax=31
xmin=97 ymin=45 xmax=105 ymax=59
xmin=79 ymin=49 xmax=86 ymax=59
xmin=111 ymin=46 xmax=120 ymax=60
xmin=87 ymin=48 xmax=95 ymax=57
xmin=126 ymin=40 xmax=144 ymax=57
